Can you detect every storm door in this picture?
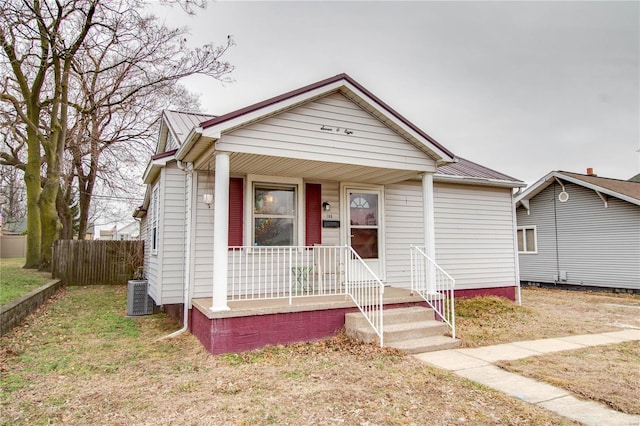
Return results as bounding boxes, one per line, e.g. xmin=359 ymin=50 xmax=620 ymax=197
xmin=346 ymin=188 xmax=384 ymax=278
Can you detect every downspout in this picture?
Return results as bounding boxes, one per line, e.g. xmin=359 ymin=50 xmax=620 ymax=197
xmin=511 ymin=190 xmax=522 ymax=305
xmin=158 ymin=160 xmax=193 ymax=340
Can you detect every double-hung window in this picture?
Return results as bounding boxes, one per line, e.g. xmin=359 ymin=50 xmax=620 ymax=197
xmin=253 ymin=184 xmax=297 ymax=246
xmin=517 ymin=226 xmax=537 ymax=253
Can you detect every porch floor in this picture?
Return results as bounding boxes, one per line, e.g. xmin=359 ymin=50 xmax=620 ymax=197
xmin=192 ymin=286 xmax=424 ymax=319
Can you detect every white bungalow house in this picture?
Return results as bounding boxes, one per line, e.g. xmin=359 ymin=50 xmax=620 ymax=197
xmin=135 ymin=74 xmax=525 ymax=354
xmin=515 ymin=170 xmax=640 ymax=292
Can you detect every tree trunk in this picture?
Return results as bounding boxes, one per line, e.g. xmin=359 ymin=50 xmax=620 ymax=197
xmin=39 ymin=165 xmax=60 ymax=270
xmin=56 ymin=186 xmax=73 ymax=240
xmin=23 ymin=123 xmax=42 ymax=268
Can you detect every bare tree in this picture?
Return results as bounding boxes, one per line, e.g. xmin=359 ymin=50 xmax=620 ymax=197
xmin=1 ymin=0 xmax=100 ymax=268
xmin=1 ymin=0 xmax=233 ymax=268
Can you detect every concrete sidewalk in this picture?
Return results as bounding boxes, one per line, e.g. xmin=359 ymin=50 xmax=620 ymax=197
xmin=414 ymin=329 xmax=640 ymax=426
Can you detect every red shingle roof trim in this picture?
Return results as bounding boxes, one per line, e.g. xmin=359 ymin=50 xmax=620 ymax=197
xmin=151 ymin=149 xmax=177 ymax=161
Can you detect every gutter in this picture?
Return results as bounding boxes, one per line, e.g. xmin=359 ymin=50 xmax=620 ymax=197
xmin=175 ymin=127 xmax=204 ymax=161
xmin=158 ymin=160 xmax=194 ymax=340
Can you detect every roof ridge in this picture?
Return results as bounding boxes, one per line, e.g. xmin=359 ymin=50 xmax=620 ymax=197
xmin=164 ymin=109 xmax=216 ymax=117
xmin=558 ymin=170 xmax=640 ymax=184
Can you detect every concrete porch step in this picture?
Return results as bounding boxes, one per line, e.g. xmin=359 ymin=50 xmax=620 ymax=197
xmin=387 ymin=335 xmax=461 ymax=354
xmin=352 ymin=320 xmax=450 ymax=344
xmin=345 ymin=306 xmax=435 ymax=330
xmin=345 ymin=306 xmax=460 ymax=353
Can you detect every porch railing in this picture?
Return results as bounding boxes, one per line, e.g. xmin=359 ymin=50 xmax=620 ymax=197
xmin=343 ymin=246 xmax=385 ymax=347
xmin=228 ymin=246 xmax=346 ymax=303
xmin=410 ymin=245 xmax=456 ymax=339
xmin=227 ymin=245 xmax=385 ymax=346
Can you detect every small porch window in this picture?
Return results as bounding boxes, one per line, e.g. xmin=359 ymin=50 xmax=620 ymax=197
xmin=253 ymin=184 xmax=297 ymax=246
xmin=517 ymin=226 xmax=537 ymax=253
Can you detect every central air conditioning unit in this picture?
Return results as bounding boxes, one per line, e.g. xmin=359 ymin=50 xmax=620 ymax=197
xmin=127 ymin=279 xmax=154 ymax=316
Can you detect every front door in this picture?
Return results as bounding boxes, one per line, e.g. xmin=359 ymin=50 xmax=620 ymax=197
xmin=346 ymin=188 xmax=384 ymax=278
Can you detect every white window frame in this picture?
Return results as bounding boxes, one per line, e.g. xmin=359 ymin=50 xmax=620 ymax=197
xmin=245 ymin=175 xmax=303 ymax=247
xmin=151 ymin=183 xmax=160 ymax=255
xmin=517 ymin=226 xmax=537 ymax=254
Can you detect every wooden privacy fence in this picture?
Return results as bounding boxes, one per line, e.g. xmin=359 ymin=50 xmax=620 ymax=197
xmin=52 ymin=240 xmax=144 ymax=285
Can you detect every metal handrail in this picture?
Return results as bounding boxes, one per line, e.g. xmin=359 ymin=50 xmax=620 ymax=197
xmin=344 ymin=246 xmax=385 ymax=347
xmin=410 ymin=245 xmax=456 ymax=339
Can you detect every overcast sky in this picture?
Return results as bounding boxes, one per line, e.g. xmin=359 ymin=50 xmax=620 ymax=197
xmin=153 ymin=1 xmax=639 ymax=184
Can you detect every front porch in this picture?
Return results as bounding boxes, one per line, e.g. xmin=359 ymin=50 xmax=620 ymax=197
xmin=190 ymin=287 xmax=432 ymax=355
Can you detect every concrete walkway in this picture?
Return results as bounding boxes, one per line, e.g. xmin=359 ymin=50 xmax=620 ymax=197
xmin=414 ymin=329 xmax=640 ymax=426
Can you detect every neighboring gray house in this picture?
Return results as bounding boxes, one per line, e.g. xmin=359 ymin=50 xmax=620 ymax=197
xmin=515 ymin=170 xmax=640 ymax=292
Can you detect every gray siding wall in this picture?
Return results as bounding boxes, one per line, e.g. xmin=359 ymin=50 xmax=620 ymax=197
xmin=517 ymin=182 xmax=640 ymax=290
xmin=217 ymin=92 xmax=437 ymax=172
xmin=434 ymin=182 xmax=518 ymax=290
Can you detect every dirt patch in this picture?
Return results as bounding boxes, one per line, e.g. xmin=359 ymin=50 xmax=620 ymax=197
xmin=497 ymin=341 xmax=640 ymax=415
xmin=0 ymin=286 xmax=577 ymax=425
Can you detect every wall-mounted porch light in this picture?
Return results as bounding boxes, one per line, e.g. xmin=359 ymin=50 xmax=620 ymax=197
xmin=203 ymin=193 xmax=213 ymax=207
xmin=322 ymin=202 xmax=331 ymax=212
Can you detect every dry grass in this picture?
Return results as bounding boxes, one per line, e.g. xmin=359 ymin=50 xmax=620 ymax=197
xmin=496 ymin=341 xmax=640 ymax=415
xmin=0 ymin=258 xmax=51 ymax=305
xmin=456 ymin=287 xmax=640 ymax=418
xmin=0 ymin=286 xmax=578 ymax=426
xmin=456 ymin=287 xmax=640 ymax=347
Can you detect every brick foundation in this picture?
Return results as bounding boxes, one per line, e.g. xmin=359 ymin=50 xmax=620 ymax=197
xmin=192 ymin=301 xmax=429 ymax=355
xmin=454 ymin=286 xmax=517 ymax=301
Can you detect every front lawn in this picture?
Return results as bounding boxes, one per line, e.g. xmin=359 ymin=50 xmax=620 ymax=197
xmin=456 ymin=287 xmax=640 ymax=347
xmin=0 ymin=258 xmax=51 ymax=305
xmin=0 ymin=286 xmax=575 ymax=425
xmin=497 ymin=341 xmax=640 ymax=415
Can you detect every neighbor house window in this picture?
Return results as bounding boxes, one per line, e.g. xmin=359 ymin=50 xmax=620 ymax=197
xmin=151 ymin=183 xmax=159 ymax=254
xmin=253 ymin=184 xmax=296 ymax=246
xmin=517 ymin=226 xmax=537 ymax=253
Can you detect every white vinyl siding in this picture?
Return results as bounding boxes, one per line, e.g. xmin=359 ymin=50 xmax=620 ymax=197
xmin=146 ymin=164 xmax=188 ymax=305
xmin=517 ymin=182 xmax=640 ymax=290
xmin=384 ymin=181 xmax=425 ymax=287
xmin=319 ymin=181 xmax=340 ymax=246
xmin=216 ymin=92 xmax=437 ymax=172
xmin=146 ymin=180 xmax=160 ymax=303
xmin=433 ymin=183 xmax=518 ymax=290
xmin=158 ymin=165 xmax=187 ymax=304
xmin=192 ymin=170 xmax=215 ymax=298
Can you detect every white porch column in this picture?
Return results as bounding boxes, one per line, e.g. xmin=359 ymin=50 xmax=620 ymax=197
xmin=422 ymin=173 xmax=437 ymax=293
xmin=211 ymin=152 xmax=230 ymax=312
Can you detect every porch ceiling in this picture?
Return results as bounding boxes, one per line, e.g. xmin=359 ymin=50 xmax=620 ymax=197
xmin=200 ymin=153 xmax=423 ymax=185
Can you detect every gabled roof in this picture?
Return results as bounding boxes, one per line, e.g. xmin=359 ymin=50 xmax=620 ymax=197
xmin=436 ymin=157 xmax=525 ymax=188
xmin=157 ymin=110 xmax=215 ymax=154
xmin=178 ymin=73 xmax=456 ymax=164
xmin=515 ymin=171 xmax=640 ymax=207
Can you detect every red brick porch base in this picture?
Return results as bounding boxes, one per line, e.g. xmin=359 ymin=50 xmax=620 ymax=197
xmin=162 ymin=285 xmax=518 ymax=354
xmin=191 ymin=302 xmax=429 ymax=355
xmin=454 ymin=286 xmax=517 ymax=301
